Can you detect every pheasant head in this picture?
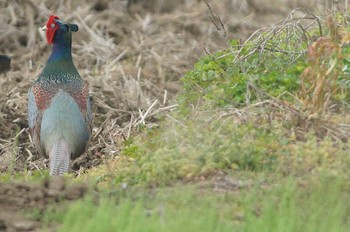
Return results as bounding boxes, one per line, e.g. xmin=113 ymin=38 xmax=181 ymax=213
xmin=43 ymin=15 xmax=79 ymax=45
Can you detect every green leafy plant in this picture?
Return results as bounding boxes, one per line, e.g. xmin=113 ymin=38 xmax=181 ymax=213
xmin=180 ymin=25 xmax=309 ymax=109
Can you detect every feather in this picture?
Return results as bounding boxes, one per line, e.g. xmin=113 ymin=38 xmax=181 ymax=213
xmin=49 ymin=140 xmax=71 ymax=175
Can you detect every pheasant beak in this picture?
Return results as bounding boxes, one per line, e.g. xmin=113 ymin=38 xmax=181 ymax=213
xmin=42 ymin=25 xmax=48 ymax=31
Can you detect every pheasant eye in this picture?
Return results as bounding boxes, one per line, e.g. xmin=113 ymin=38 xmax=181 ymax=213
xmin=51 ymin=23 xmax=55 ymax=28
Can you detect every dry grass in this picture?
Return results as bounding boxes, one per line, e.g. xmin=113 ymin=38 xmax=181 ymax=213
xmin=0 ymin=0 xmax=330 ymax=174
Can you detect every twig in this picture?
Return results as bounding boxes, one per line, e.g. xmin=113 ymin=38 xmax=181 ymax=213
xmin=127 ymin=114 xmax=134 ymax=139
xmin=204 ymin=0 xmax=232 ymax=53
xmin=134 ymin=99 xmax=159 ymax=126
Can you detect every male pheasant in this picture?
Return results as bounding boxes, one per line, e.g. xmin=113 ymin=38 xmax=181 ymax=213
xmin=28 ymin=15 xmax=92 ymax=175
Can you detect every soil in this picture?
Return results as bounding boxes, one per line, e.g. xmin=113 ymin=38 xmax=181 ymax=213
xmin=0 ymin=0 xmax=326 ymax=231
xmin=0 ymin=177 xmax=88 ymax=231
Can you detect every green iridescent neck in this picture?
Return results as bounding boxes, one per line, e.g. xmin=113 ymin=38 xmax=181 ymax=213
xmin=47 ymin=41 xmax=72 ymax=62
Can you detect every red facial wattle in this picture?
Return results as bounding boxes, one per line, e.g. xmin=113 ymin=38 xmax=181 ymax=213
xmin=45 ymin=15 xmax=59 ymax=44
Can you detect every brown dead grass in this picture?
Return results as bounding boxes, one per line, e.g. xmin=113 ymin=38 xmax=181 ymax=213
xmin=0 ymin=0 xmax=323 ymax=175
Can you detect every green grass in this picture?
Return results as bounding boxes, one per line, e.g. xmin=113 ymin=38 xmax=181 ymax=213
xmin=0 ymin=169 xmax=50 ymax=182
xmin=244 ymin=176 xmax=350 ymax=232
xmin=56 ymin=186 xmax=235 ymax=232
xmin=58 ymin=198 xmax=232 ymax=232
xmin=47 ymin=175 xmax=350 ymax=232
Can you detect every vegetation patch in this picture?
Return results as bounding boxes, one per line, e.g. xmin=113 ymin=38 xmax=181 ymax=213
xmin=44 ymin=175 xmax=350 ymax=232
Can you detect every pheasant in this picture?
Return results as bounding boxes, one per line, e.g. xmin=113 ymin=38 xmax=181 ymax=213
xmin=28 ymin=15 xmax=92 ymax=175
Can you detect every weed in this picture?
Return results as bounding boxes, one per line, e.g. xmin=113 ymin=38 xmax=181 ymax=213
xmin=299 ymin=16 xmax=350 ymax=119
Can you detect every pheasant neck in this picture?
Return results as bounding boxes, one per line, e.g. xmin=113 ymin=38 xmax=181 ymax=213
xmin=40 ymin=42 xmax=80 ymax=82
xmin=48 ymin=43 xmax=73 ymax=62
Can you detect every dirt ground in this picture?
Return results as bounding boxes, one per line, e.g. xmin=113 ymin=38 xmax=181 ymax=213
xmin=0 ymin=0 xmax=334 ymax=231
xmin=0 ymin=177 xmax=88 ymax=231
